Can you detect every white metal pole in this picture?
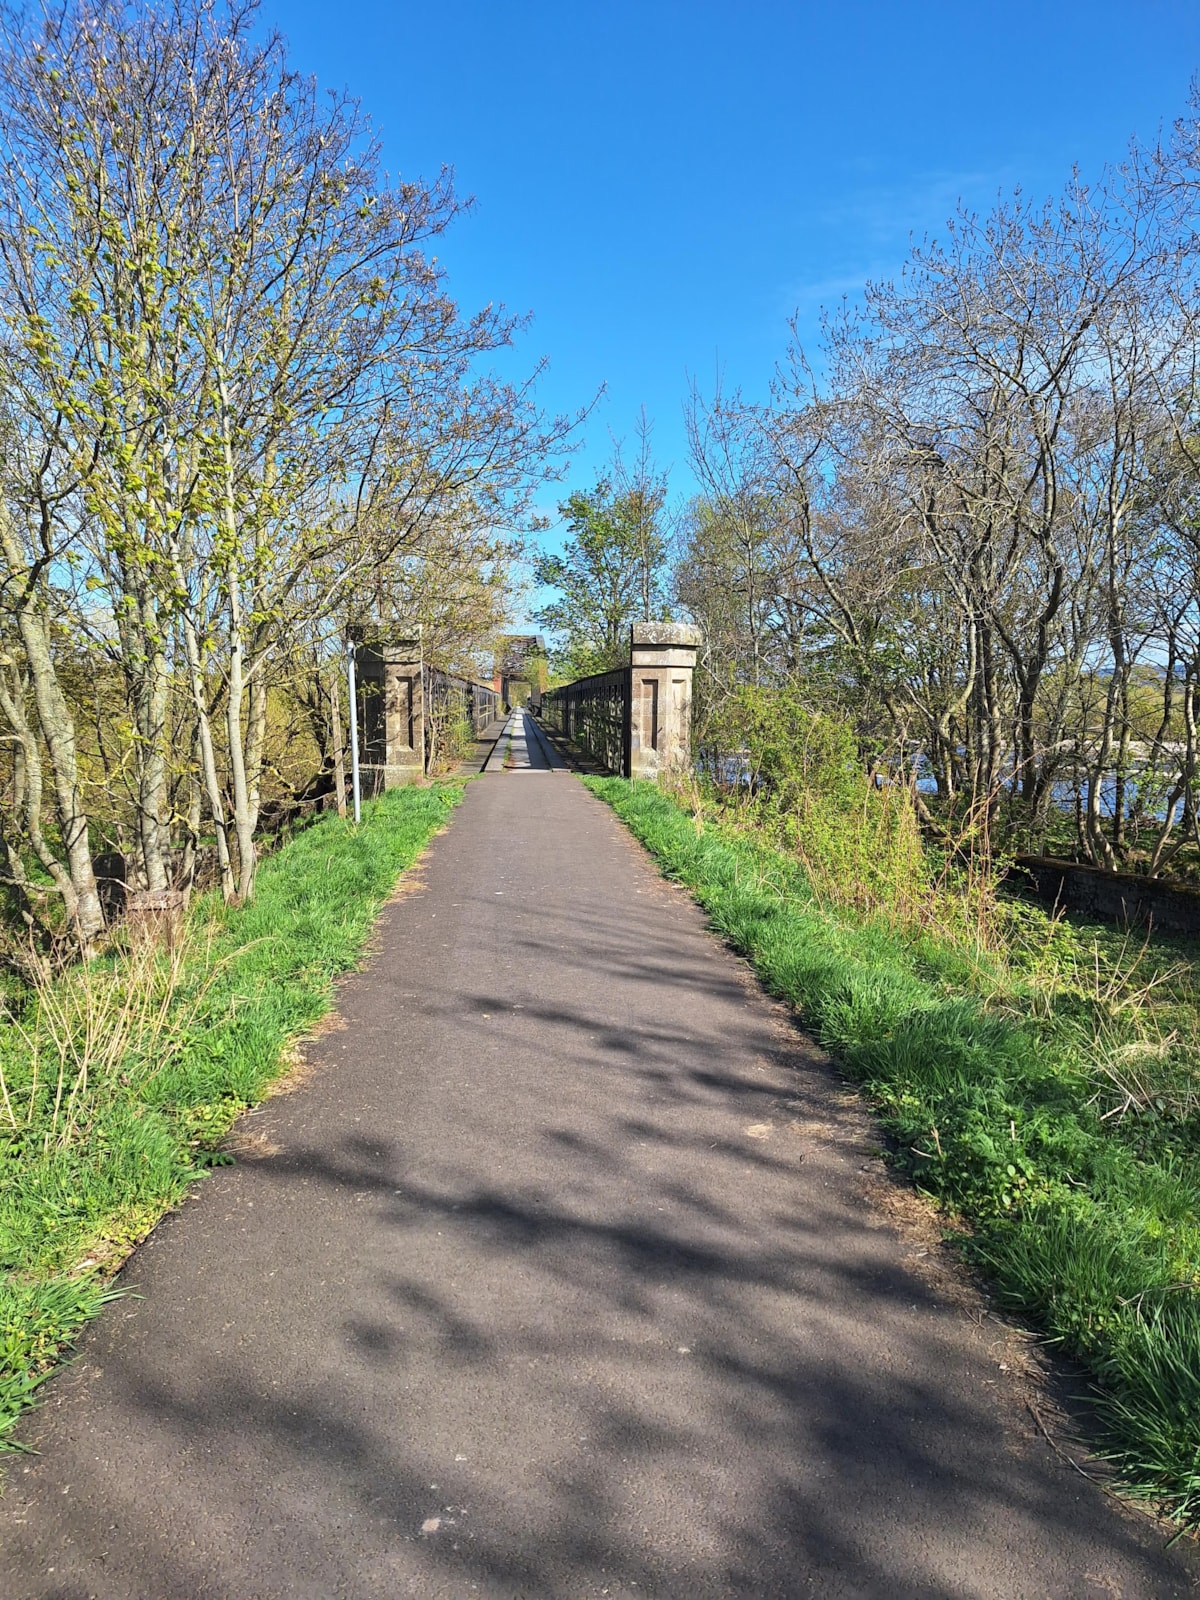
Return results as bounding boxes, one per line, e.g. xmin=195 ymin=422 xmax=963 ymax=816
xmin=346 ymin=640 xmax=361 ymax=824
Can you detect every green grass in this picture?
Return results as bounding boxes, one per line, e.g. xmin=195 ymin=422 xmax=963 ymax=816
xmin=587 ymin=776 xmax=1200 ymax=1531
xmin=0 ymin=782 xmax=463 ymax=1447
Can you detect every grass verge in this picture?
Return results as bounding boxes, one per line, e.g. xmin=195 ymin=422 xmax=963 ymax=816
xmin=0 ymin=782 xmax=464 ymax=1447
xmin=587 ymin=776 xmax=1200 ymax=1533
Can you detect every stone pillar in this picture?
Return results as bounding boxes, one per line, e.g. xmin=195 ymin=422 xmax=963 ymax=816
xmin=127 ymin=887 xmax=189 ymax=949
xmin=628 ymin=622 xmax=701 ymax=781
xmin=354 ymin=640 xmax=425 ymax=788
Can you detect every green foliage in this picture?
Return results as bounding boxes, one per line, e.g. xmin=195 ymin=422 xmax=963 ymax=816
xmin=588 ymin=775 xmax=1200 ymax=1530
xmin=534 ymin=479 xmax=670 ymax=677
xmin=725 ymin=685 xmax=865 ymax=806
xmin=0 ymin=782 xmax=463 ymax=1445
xmin=720 ymin=687 xmax=929 ymax=923
xmin=431 ymin=713 xmax=478 ymax=772
xmin=0 ymin=1277 xmax=122 ymax=1448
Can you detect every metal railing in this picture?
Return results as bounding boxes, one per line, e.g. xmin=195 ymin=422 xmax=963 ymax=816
xmin=423 ymin=666 xmax=501 ymax=770
xmin=539 ymin=667 xmax=631 ymax=775
xmin=424 ymin=666 xmax=501 ymax=738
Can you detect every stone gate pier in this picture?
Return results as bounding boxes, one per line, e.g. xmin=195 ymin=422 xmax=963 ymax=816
xmin=537 ymin=622 xmax=701 ymax=779
xmin=354 ymin=639 xmax=425 ymax=789
xmin=628 ymin=622 xmax=701 ymax=779
xmin=354 ymin=637 xmax=501 ymax=788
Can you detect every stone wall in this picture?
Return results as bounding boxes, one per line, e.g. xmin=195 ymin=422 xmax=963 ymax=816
xmin=1013 ymin=854 xmax=1200 ymax=938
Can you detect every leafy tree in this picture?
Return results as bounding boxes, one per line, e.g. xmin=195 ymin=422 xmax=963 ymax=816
xmin=534 ymin=477 xmax=670 ymax=678
xmin=0 ymin=0 xmax=566 ymax=925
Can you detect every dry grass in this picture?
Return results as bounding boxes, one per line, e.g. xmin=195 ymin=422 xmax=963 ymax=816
xmin=0 ymin=925 xmax=227 ymax=1151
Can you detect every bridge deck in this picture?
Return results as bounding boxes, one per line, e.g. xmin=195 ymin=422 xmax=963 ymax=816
xmin=2 ymin=772 xmax=1195 ymax=1596
xmin=482 ymin=706 xmax=567 ymax=772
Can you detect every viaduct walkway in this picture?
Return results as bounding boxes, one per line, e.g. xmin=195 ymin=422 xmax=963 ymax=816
xmin=482 ymin=706 xmax=566 ymax=772
xmin=2 ymin=745 xmax=1198 ymax=1596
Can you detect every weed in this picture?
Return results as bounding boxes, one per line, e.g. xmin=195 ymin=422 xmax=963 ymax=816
xmin=0 ymin=924 xmax=227 ymax=1151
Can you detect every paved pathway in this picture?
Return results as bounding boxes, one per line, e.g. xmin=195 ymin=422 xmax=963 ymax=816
xmin=483 ymin=707 xmax=566 ymax=772
xmin=2 ymin=769 xmax=1198 ymax=1597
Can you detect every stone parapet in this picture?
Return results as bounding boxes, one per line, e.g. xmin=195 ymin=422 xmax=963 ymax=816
xmin=355 ymin=639 xmax=424 ymax=786
xmin=628 ymin=623 xmax=702 ymax=780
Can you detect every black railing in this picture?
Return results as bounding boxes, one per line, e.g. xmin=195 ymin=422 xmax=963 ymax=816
xmin=539 ymin=667 xmax=631 ymax=775
xmin=424 ymin=666 xmax=501 ymax=769
xmin=424 ymin=666 xmax=501 ymax=736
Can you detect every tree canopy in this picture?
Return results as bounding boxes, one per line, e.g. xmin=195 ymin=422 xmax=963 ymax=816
xmin=675 ymin=113 xmax=1200 ymax=874
xmin=0 ymin=0 xmax=568 ymax=934
xmin=534 ymin=473 xmax=670 ymax=678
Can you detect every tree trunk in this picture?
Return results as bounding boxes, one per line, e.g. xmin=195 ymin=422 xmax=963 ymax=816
xmin=0 ymin=663 xmax=78 ymax=927
xmin=180 ymin=722 xmax=203 ymax=890
xmin=178 ymin=610 xmax=236 ymax=902
xmin=135 ymin=598 xmax=172 ymax=892
xmin=330 ymin=671 xmax=347 ymax=817
xmin=245 ymin=662 xmax=269 ymax=840
xmin=0 ymin=512 xmax=103 ymax=944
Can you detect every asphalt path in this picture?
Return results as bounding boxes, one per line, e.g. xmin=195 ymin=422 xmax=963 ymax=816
xmin=2 ymin=770 xmax=1197 ymax=1597
xmin=483 ymin=708 xmax=566 ymax=772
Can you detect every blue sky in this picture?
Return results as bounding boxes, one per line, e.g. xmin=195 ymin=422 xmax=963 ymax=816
xmin=270 ymin=0 xmax=1200 ymax=536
